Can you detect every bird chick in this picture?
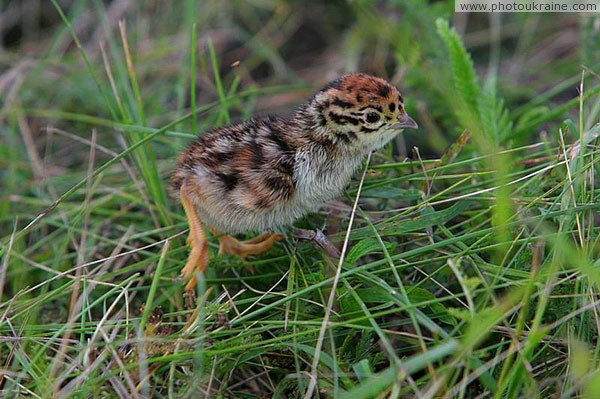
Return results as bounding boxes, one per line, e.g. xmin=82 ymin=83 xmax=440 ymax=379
xmin=172 ymin=73 xmax=418 ymax=290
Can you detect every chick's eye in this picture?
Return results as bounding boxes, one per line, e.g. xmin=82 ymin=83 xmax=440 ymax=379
xmin=366 ymin=112 xmax=380 ymax=123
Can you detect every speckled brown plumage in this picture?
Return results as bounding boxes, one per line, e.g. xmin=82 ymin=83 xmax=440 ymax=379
xmin=172 ymin=116 xmax=302 ymax=214
xmin=173 ymin=73 xmax=417 ymax=291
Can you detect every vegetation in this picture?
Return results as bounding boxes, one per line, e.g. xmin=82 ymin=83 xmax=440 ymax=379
xmin=1 ymin=1 xmax=599 ymax=397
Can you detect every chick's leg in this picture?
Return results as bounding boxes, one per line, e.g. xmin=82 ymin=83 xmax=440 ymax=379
xmin=241 ymin=232 xmax=278 ymax=245
xmin=180 ymin=185 xmax=209 ymax=291
xmin=218 ymin=233 xmax=284 ymax=257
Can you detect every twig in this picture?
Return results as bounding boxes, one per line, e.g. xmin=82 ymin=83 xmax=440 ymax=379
xmin=292 ymin=228 xmax=341 ymax=258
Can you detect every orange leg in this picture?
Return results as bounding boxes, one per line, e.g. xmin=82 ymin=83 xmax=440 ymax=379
xmin=240 ymin=232 xmax=277 ymax=245
xmin=180 ymin=186 xmax=209 ymax=291
xmin=218 ymin=233 xmax=284 ymax=257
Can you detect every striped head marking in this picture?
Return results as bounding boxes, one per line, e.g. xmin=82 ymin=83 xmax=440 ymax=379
xmin=312 ymin=73 xmax=417 ymax=149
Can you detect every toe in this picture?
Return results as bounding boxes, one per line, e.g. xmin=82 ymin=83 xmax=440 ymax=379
xmin=184 ymin=276 xmax=197 ymax=292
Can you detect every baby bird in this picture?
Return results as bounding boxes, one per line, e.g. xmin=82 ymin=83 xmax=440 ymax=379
xmin=172 ymin=73 xmax=417 ymax=291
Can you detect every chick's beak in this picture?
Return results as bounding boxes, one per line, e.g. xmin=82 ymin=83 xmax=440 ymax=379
xmin=391 ymin=113 xmax=418 ymax=129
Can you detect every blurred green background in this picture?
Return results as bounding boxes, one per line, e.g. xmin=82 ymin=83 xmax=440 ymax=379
xmin=1 ymin=1 xmax=600 ymax=398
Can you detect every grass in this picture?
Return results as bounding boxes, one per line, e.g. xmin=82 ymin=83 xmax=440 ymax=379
xmin=1 ymin=1 xmax=600 ymax=398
